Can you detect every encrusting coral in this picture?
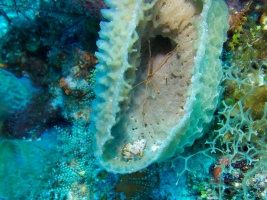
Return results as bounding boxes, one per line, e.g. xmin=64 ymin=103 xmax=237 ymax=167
xmin=0 ymin=68 xmax=36 ymax=120
xmin=91 ymin=0 xmax=229 ymax=173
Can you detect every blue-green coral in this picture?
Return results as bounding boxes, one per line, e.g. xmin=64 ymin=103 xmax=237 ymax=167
xmin=0 ymin=69 xmax=35 ymax=120
xmin=91 ymin=0 xmax=229 ymax=173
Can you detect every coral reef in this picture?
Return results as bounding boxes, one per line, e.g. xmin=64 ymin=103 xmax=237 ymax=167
xmin=0 ymin=135 xmax=57 ymax=199
xmin=115 ymin=165 xmax=158 ymax=199
xmin=91 ymin=0 xmax=229 ymax=173
xmin=0 ymin=68 xmax=36 ymax=120
xmin=0 ymin=0 xmax=99 ymax=139
xmin=58 ymin=48 xmax=97 ymax=122
xmin=2 ymin=0 xmax=267 ymax=199
xmin=199 ymin=1 xmax=267 ymax=199
xmin=0 ymin=1 xmax=114 ymax=199
xmin=42 ymin=121 xmax=118 ymax=200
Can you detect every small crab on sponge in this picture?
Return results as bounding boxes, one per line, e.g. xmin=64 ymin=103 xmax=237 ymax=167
xmin=122 ymin=138 xmax=146 ymax=160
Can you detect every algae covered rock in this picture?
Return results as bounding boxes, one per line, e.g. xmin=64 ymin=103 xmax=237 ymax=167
xmin=0 ymin=138 xmax=52 ymax=198
xmin=91 ymin=0 xmax=229 ymax=173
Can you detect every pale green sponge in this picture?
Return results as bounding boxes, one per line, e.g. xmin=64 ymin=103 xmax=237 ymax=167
xmin=91 ymin=0 xmax=229 ymax=173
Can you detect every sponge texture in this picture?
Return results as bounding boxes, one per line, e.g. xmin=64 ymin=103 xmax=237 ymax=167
xmin=91 ymin=0 xmax=229 ymax=173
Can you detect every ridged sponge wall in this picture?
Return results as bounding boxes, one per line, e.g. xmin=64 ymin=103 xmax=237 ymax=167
xmin=91 ymin=0 xmax=229 ymax=173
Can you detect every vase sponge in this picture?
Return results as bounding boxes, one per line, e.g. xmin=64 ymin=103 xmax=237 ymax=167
xmin=91 ymin=0 xmax=229 ymax=173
